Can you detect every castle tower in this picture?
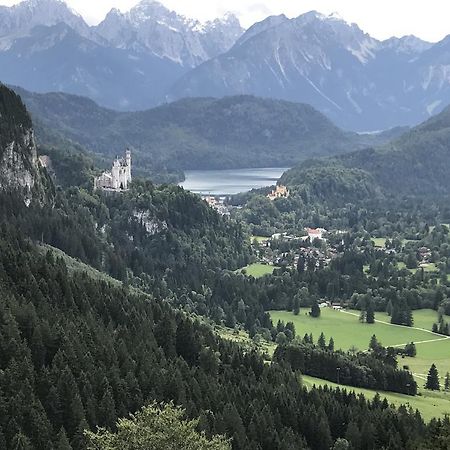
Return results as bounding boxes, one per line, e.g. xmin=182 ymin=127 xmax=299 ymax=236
xmin=125 ymin=149 xmax=132 ymax=183
xmin=112 ymin=158 xmax=121 ymax=190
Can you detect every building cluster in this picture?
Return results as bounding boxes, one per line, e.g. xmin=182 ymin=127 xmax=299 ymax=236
xmin=254 ymin=227 xmax=337 ymax=270
xmin=202 ymin=196 xmax=230 ymax=216
xmin=94 ymin=150 xmax=132 ymax=192
xmin=267 ymin=185 xmax=289 ymax=201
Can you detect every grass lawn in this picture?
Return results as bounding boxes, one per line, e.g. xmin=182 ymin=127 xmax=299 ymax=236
xmin=250 ymin=235 xmax=269 ymax=244
xmin=396 ymin=261 xmax=438 ymax=274
xmin=372 ymin=237 xmax=387 ymax=248
xmin=238 ymin=263 xmax=275 ymax=278
xmin=302 ymin=375 xmax=450 ymax=422
xmin=270 ymin=308 xmax=450 ymax=386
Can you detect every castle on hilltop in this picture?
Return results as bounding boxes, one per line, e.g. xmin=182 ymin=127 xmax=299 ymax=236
xmin=94 ymin=150 xmax=132 ymax=191
xmin=267 ymin=185 xmax=289 ymax=201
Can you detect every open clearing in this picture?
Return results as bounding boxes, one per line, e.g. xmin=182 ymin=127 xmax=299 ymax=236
xmin=270 ymin=308 xmax=450 ymax=387
xmin=250 ymin=235 xmax=270 ymax=243
xmin=238 ymin=263 xmax=275 ymax=278
xmin=302 ymin=375 xmax=450 ymax=422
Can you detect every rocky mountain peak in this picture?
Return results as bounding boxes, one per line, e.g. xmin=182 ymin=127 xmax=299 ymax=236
xmin=0 ymin=0 xmax=89 ymax=48
xmin=382 ymin=35 xmax=433 ymax=54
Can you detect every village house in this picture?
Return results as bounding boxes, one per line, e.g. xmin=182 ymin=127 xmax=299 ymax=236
xmin=305 ymin=227 xmax=327 ymax=241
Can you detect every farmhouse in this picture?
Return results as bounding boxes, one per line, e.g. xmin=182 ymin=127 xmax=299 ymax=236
xmin=306 ymin=227 xmax=327 ymax=240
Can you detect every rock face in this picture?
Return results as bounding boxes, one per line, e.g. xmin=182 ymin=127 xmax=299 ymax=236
xmin=0 ymin=0 xmax=90 ymax=49
xmin=95 ymin=1 xmax=243 ymax=67
xmin=0 ymin=84 xmax=48 ymax=203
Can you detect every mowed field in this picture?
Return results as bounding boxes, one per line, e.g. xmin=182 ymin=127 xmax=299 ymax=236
xmin=302 ymin=375 xmax=450 ymax=422
xmin=270 ymin=308 xmax=450 ymax=386
xmin=238 ymin=263 xmax=274 ymax=278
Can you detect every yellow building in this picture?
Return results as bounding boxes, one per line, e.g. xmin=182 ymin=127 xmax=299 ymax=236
xmin=267 ymin=185 xmax=289 ymax=201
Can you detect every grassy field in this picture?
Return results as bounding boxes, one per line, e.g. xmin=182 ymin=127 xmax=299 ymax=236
xmin=302 ymin=375 xmax=450 ymax=422
xmin=250 ymin=235 xmax=270 ymax=244
xmin=396 ymin=261 xmax=438 ymax=274
xmin=270 ymin=308 xmax=450 ymax=386
xmin=238 ymin=263 xmax=275 ymax=278
xmin=372 ymin=237 xmax=387 ymax=248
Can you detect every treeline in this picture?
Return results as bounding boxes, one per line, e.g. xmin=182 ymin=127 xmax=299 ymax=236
xmin=0 ymin=223 xmax=434 ymax=450
xmin=274 ymin=342 xmax=417 ymax=395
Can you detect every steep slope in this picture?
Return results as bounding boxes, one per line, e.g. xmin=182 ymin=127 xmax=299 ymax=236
xmin=0 ymin=84 xmax=49 ymax=203
xmin=14 ymin=87 xmax=391 ymax=174
xmin=168 ymin=12 xmax=442 ymax=131
xmin=282 ymin=103 xmax=450 ymax=197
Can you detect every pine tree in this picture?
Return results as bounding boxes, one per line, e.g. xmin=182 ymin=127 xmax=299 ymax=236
xmin=318 ymin=332 xmax=326 ymax=349
xmin=425 ymin=364 xmax=440 ymax=391
xmin=444 ymin=372 xmax=450 ymax=391
xmin=56 ymin=427 xmax=73 ymax=450
xmin=366 ymin=302 xmax=375 ymax=324
xmin=359 ymin=310 xmax=366 ymax=323
xmin=310 ymin=300 xmax=320 ymax=318
xmin=328 ymin=337 xmax=335 ymax=352
xmin=369 ymin=334 xmax=380 ymax=352
xmin=11 ymin=432 xmax=33 ymax=450
xmin=293 ymin=296 xmax=300 ymax=316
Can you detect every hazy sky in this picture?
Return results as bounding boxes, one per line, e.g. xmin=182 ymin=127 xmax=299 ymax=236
xmin=1 ymin=0 xmax=449 ymax=42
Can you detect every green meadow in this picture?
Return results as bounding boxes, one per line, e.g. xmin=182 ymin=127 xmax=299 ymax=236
xmin=270 ymin=308 xmax=450 ymax=387
xmin=301 ymin=375 xmax=450 ymax=422
xmin=238 ymin=263 xmax=275 ymax=278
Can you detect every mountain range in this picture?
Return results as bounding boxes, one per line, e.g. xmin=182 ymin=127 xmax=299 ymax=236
xmin=2 ymin=1 xmax=450 ymax=130
xmin=0 ymin=0 xmax=243 ymax=110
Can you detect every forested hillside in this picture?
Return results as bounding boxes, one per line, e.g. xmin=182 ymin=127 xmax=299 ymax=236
xmin=0 ymin=211 xmax=440 ymax=450
xmin=1 ymin=82 xmax=446 ymax=450
xmin=14 ymin=87 xmax=397 ymax=177
xmin=282 ymin=103 xmax=450 ymax=198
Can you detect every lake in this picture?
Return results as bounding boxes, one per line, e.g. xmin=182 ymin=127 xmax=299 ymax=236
xmin=180 ymin=168 xmax=289 ymax=196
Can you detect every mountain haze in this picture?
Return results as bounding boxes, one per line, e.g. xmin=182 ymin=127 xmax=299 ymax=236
xmin=0 ymin=0 xmax=243 ymax=110
xmin=16 ymin=87 xmax=381 ymax=174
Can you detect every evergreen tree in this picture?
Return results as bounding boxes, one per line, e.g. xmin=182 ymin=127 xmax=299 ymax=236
xmin=293 ymin=296 xmax=300 ymax=316
xmin=369 ymin=335 xmax=381 ymax=352
xmin=56 ymin=427 xmax=73 ymax=450
xmin=310 ymin=300 xmax=320 ymax=318
xmin=328 ymin=337 xmax=335 ymax=352
xmin=359 ymin=310 xmax=366 ymax=323
xmin=445 ymin=372 xmax=450 ymax=391
xmin=366 ymin=302 xmax=375 ymax=324
xmin=425 ymin=364 xmax=440 ymax=391
xmin=318 ymin=332 xmax=326 ymax=349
